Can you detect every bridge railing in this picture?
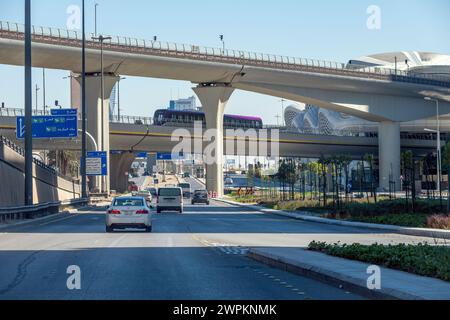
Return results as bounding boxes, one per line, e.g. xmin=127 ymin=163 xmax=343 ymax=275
xmin=0 ymin=107 xmax=50 ymax=117
xmin=1 ymin=20 xmax=449 ymax=88
xmin=110 ymin=115 xmax=153 ymax=125
xmin=1 ymin=107 xmax=446 ymax=140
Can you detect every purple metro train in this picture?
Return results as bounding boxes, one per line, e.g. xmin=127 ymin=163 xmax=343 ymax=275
xmin=153 ymin=109 xmax=263 ymax=129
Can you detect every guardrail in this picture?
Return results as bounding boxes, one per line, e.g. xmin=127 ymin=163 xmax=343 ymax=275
xmin=0 ymin=198 xmax=87 ymax=222
xmin=1 ymin=20 xmax=449 ymax=88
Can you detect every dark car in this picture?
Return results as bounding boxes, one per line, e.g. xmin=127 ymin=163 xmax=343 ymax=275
xmin=191 ymin=190 xmax=210 ymax=205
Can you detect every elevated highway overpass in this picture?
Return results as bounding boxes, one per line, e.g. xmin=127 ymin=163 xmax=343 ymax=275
xmin=1 ymin=21 xmax=449 ymax=194
xmin=0 ymin=112 xmax=439 ymax=192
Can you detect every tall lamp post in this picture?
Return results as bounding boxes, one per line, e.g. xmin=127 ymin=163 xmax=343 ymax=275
xmin=81 ymin=0 xmax=88 ymax=198
xmin=42 ymin=68 xmax=46 ymax=113
xmin=24 ymin=0 xmax=33 ymax=205
xmin=35 ymin=84 xmax=40 ymax=113
xmin=424 ymin=96 xmax=442 ymax=207
xmin=92 ymin=34 xmax=112 ymax=194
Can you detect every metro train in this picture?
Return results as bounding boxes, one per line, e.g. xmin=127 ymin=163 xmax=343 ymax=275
xmin=153 ymin=109 xmax=263 ymax=129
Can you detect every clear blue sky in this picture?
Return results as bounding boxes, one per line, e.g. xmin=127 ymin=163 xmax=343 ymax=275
xmin=0 ymin=0 xmax=449 ymax=124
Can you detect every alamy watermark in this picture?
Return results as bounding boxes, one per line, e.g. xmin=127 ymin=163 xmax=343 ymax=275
xmin=66 ymin=5 xmax=81 ymax=30
xmin=366 ymin=5 xmax=381 ymax=30
xmin=66 ymin=265 xmax=81 ymax=290
xmin=367 ymin=265 xmax=381 ymax=290
xmin=170 ymin=122 xmax=279 ymax=164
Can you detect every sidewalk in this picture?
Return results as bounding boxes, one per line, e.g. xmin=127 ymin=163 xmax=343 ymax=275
xmin=217 ymin=198 xmax=450 ymax=240
xmin=248 ymin=247 xmax=450 ymax=300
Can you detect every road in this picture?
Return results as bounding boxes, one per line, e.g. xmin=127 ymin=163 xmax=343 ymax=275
xmin=0 ymin=195 xmax=438 ymax=300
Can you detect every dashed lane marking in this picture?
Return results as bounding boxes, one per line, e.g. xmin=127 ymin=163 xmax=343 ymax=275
xmin=39 ymin=214 xmax=78 ymax=226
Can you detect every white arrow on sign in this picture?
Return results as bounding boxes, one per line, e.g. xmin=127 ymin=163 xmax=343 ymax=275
xmin=18 ymin=118 xmax=25 ymax=138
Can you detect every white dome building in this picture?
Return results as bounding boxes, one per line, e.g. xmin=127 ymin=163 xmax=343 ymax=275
xmin=285 ymin=52 xmax=450 ymax=136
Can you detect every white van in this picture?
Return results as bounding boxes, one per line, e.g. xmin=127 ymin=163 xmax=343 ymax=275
xmin=156 ymin=187 xmax=183 ymax=213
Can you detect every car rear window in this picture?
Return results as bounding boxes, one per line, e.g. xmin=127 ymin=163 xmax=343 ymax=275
xmin=159 ymin=188 xmax=181 ymax=196
xmin=114 ymin=198 xmax=144 ymax=206
xmin=179 ymin=183 xmax=190 ymax=189
xmin=195 ymin=190 xmax=207 ymax=195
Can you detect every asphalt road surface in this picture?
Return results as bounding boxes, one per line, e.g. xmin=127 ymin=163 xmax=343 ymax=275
xmin=0 ymin=196 xmax=437 ymax=300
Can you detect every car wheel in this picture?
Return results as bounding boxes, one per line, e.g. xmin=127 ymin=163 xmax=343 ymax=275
xmin=206 ymin=201 xmax=210 ymax=205
xmin=157 ymin=209 xmax=161 ymax=213
xmin=106 ymin=226 xmax=113 ymax=233
xmin=146 ymin=226 xmax=152 ymax=233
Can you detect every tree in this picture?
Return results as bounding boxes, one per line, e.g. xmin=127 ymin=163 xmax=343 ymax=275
xmin=401 ymin=150 xmax=414 ymax=212
xmin=441 ymin=140 xmax=450 ymax=213
xmin=318 ymin=155 xmax=329 ymax=207
xmin=364 ymin=154 xmax=377 ymax=203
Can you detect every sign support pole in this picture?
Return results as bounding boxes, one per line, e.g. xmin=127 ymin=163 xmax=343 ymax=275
xmin=24 ymin=0 xmax=33 ymax=205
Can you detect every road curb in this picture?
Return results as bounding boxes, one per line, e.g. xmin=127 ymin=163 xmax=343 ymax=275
xmin=0 ymin=204 xmax=93 ymax=230
xmin=247 ymin=248 xmax=428 ymax=300
xmin=216 ymin=198 xmax=450 ymax=240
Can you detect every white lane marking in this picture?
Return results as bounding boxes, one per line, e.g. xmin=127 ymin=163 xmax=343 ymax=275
xmin=192 ymin=237 xmax=249 ymax=255
xmin=108 ymin=234 xmax=127 ymax=248
xmin=39 ymin=214 xmax=78 ymax=226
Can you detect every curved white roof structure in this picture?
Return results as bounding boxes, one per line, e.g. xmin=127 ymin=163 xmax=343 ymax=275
xmin=347 ymin=52 xmax=450 ymax=81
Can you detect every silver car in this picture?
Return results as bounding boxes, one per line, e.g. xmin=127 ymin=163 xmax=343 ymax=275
xmin=106 ymin=197 xmax=152 ymax=232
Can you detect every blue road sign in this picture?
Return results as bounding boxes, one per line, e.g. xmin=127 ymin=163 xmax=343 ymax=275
xmin=50 ymin=108 xmax=78 ymax=116
xmin=157 ymin=152 xmax=185 ymax=160
xmin=16 ymin=115 xmax=78 ymax=139
xmin=136 ymin=152 xmax=148 ymax=158
xmin=157 ymin=153 xmax=173 ymax=160
xmin=86 ymin=151 xmax=107 ymax=176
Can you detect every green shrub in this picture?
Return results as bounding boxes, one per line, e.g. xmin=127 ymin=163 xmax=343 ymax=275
xmin=347 ymin=213 xmax=428 ymax=228
xmin=308 ymin=241 xmax=450 ymax=282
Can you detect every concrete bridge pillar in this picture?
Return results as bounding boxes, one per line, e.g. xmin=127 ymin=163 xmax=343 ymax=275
xmin=110 ymin=152 xmax=136 ymax=194
xmin=378 ymin=121 xmax=401 ymax=192
xmin=75 ymin=74 xmax=119 ymax=194
xmin=193 ymin=84 xmax=234 ymax=198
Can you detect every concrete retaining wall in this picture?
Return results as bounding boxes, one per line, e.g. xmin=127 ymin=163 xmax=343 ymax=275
xmin=0 ymin=143 xmax=81 ymax=206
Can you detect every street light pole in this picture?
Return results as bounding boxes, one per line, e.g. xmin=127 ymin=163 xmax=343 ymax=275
xmin=24 ymin=0 xmax=33 ymax=205
xmin=81 ymin=0 xmax=87 ymax=198
xmin=42 ymin=68 xmax=46 ymax=113
xmin=35 ymin=84 xmax=40 ymax=113
xmin=425 ymin=97 xmax=442 ymax=206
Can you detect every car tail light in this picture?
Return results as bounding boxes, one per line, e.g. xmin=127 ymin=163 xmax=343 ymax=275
xmin=108 ymin=209 xmax=121 ymax=215
xmin=136 ymin=209 xmax=149 ymax=214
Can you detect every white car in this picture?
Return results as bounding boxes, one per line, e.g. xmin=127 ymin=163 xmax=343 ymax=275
xmin=156 ymin=187 xmax=183 ymax=213
xmin=106 ymin=197 xmax=152 ymax=232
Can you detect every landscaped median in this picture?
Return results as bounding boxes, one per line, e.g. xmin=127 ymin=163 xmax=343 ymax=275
xmin=218 ymin=197 xmax=450 ymax=240
xmin=308 ymin=241 xmax=450 ymax=282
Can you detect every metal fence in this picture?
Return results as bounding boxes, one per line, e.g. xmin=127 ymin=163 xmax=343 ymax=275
xmin=1 ymin=20 xmax=449 ymax=88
